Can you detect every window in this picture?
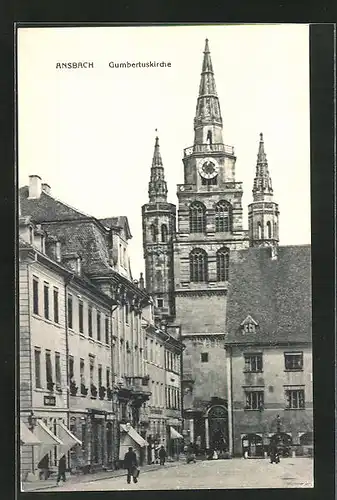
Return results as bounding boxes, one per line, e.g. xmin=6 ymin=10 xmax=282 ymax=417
xmin=157 ymin=298 xmax=163 ymax=308
xmin=55 ymin=352 xmax=61 ymax=387
xmin=245 ymin=391 xmax=264 ymax=410
xmin=161 ymin=224 xmax=168 ymax=242
xmin=44 ymin=282 xmax=49 ymax=320
xmin=105 ymin=317 xmax=110 ymax=344
xmin=98 ymin=365 xmax=102 ymax=387
xmin=285 ymin=389 xmax=305 ymax=409
xmin=201 ymin=175 xmax=218 ymax=186
xmin=150 ymin=224 xmax=157 ymax=242
xmin=78 ymin=300 xmax=84 ymax=333
xmin=29 ymin=226 xmax=33 ymax=244
xmin=244 ymin=323 xmax=256 ymax=333
xmin=244 ymin=353 xmax=263 ymax=372
xmin=266 ymin=221 xmax=272 ymax=238
xmin=201 ymin=352 xmax=208 ymax=363
xmin=106 ymin=367 xmax=110 ymax=388
xmin=33 ymin=277 xmax=39 ymax=315
xmin=284 ymin=352 xmax=303 ymax=371
xmin=125 ymin=303 xmax=129 ymax=324
xmin=215 ymin=201 xmax=232 ymax=232
xmin=67 ymin=294 xmax=73 ymax=329
xmin=97 ymin=311 xmax=101 ymax=341
xmin=80 ymin=358 xmax=85 ymax=384
xmin=150 ymin=340 xmax=154 ymax=362
xmin=69 ymin=355 xmax=74 ymax=381
xmin=216 ymin=247 xmax=229 ymax=281
xmin=89 ymin=356 xmax=95 ymax=385
xmin=45 ymin=350 xmax=53 ymax=384
xmin=189 ymin=202 xmax=206 ymax=233
xmin=190 ymin=248 xmax=208 ymax=282
xmin=34 ymin=348 xmax=41 ymax=388
xmin=53 ymin=288 xmax=59 ymax=324
xmin=88 ymin=306 xmax=93 ymax=337
xmin=257 ymin=222 xmax=262 ymax=239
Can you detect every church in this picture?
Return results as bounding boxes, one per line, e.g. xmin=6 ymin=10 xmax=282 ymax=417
xmin=141 ymin=39 xmax=312 ymax=458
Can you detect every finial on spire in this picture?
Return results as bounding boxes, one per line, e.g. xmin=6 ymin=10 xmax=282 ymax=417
xmin=204 ymin=38 xmax=210 ymax=52
xmin=260 ymin=132 xmax=263 ymax=141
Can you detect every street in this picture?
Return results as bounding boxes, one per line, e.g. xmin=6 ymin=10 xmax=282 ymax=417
xmin=41 ymin=458 xmax=313 ymax=491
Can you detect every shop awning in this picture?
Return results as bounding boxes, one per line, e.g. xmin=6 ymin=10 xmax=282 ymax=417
xmin=34 ymin=419 xmax=64 ymax=463
xmin=57 ymin=422 xmax=82 ymax=447
xmin=20 ymin=420 xmax=42 ymax=446
xmin=34 ymin=419 xmax=63 ymax=445
xmin=170 ymin=427 xmax=183 ymax=439
xmin=56 ymin=421 xmax=82 ymax=460
xmin=120 ymin=424 xmax=148 ymax=447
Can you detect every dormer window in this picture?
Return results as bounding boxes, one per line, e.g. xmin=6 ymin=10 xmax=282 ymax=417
xmin=241 ymin=315 xmax=258 ymax=334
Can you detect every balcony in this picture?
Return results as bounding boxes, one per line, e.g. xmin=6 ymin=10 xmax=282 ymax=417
xmin=125 ymin=376 xmax=151 ymax=406
xmin=184 ymin=143 xmax=235 ymax=157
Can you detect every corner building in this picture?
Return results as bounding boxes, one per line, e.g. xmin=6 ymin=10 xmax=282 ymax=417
xmin=142 ymin=39 xmax=312 ymax=456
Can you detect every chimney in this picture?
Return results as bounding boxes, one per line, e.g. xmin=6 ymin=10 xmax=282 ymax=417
xmin=42 ymin=183 xmax=51 ymax=195
xmin=28 ymin=175 xmax=42 ymax=199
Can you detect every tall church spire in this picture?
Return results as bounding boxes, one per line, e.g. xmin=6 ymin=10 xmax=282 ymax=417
xmin=148 ymin=135 xmax=168 ymax=203
xmin=248 ymin=133 xmax=279 ymax=247
xmin=194 ymin=39 xmax=223 ymax=145
xmin=252 ymin=133 xmax=273 ymax=201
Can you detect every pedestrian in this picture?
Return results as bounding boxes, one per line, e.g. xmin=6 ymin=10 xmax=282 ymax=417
xmin=269 ymin=442 xmax=280 ymax=464
xmin=56 ymin=455 xmax=67 ymax=485
xmin=159 ymin=445 xmax=167 ymax=466
xmin=124 ymin=446 xmax=139 ymax=484
xmin=38 ymin=454 xmax=49 ymax=480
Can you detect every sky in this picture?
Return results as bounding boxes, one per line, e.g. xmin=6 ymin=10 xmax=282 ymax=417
xmin=18 ymin=24 xmax=310 ymax=280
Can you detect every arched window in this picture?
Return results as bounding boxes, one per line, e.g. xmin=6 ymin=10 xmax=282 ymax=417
xmin=190 ymin=248 xmax=208 ymax=282
xmin=257 ymin=222 xmax=262 ymax=239
xmin=206 ymin=130 xmax=212 ymax=145
xmin=215 ymin=201 xmax=232 ymax=232
xmin=161 ymin=224 xmax=168 ymax=242
xmin=189 ymin=202 xmax=206 ymax=233
xmin=266 ymin=221 xmax=272 ymax=239
xmin=216 ymin=247 xmax=229 ymax=281
xmin=150 ymin=224 xmax=157 ymax=242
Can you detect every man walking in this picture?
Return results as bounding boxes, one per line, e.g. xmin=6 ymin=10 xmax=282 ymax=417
xmin=159 ymin=445 xmax=167 ymax=466
xmin=124 ymin=446 xmax=139 ymax=484
xmin=56 ymin=455 xmax=67 ymax=485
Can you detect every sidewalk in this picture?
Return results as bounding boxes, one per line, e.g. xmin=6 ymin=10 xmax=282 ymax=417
xmin=21 ymin=461 xmax=183 ymax=492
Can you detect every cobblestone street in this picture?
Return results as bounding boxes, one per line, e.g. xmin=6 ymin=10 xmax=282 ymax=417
xmin=23 ymin=458 xmax=313 ymax=491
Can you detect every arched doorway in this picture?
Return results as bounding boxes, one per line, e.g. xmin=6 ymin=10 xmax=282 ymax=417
xmin=207 ymin=405 xmax=228 ymax=452
xmin=242 ymin=433 xmax=264 ymax=457
xmin=270 ymin=432 xmax=292 ymax=457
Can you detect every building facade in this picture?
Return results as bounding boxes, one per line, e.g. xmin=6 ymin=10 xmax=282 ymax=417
xmin=19 ymin=175 xmax=184 ymax=480
xmin=141 ymin=38 xmax=312 ymax=457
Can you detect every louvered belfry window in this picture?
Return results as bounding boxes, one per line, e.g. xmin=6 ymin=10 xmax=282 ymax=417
xmin=190 ymin=248 xmax=208 ymax=282
xmin=189 ymin=202 xmax=206 ymax=233
xmin=215 ymin=200 xmax=232 ymax=232
xmin=216 ymin=247 xmax=229 ymax=281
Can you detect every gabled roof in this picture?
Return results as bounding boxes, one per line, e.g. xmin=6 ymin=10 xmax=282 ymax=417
xmin=19 ymin=186 xmax=92 ymax=222
xmin=99 ymin=216 xmax=132 ymax=239
xmin=225 ymin=245 xmax=311 ymax=345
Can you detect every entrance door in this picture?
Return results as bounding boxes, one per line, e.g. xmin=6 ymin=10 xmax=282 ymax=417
xmin=208 ymin=406 xmax=228 ymax=451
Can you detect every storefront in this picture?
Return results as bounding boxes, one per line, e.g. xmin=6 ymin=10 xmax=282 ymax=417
xmin=119 ymin=423 xmax=148 ymax=465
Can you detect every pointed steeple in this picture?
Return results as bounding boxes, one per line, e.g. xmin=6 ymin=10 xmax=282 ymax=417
xmin=194 ymin=39 xmax=222 ymax=129
xmin=252 ymin=133 xmax=273 ymax=201
xmin=148 ymin=135 xmax=168 ymax=203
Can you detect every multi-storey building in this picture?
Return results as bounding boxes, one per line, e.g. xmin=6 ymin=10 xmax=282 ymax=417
xmin=225 ymin=245 xmax=312 ymax=457
xmin=19 ymin=175 xmax=184 ymax=480
xmin=141 ymin=38 xmax=312 ymax=457
xmin=141 ymin=307 xmax=183 ymax=463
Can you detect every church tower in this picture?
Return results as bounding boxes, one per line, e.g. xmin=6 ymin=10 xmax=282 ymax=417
xmin=173 ymin=39 xmax=248 ymax=451
xmin=248 ymin=133 xmax=279 ymax=247
xmin=142 ymin=136 xmax=176 ymax=323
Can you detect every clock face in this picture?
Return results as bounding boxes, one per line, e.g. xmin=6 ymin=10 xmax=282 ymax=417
xmin=198 ymin=158 xmax=219 ymax=179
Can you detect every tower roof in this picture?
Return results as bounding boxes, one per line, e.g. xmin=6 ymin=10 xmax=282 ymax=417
xmin=194 ymin=39 xmax=222 ymax=129
xmin=148 ymin=135 xmax=168 ymax=203
xmin=252 ymin=132 xmax=273 ymax=199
